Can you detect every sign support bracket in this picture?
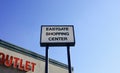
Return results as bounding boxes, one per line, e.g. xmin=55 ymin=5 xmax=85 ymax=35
xmin=45 ymin=46 xmax=49 ymax=73
xmin=67 ymin=46 xmax=72 ymax=73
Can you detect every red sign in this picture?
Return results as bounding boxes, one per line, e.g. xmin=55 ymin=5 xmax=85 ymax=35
xmin=0 ymin=51 xmax=36 ymax=72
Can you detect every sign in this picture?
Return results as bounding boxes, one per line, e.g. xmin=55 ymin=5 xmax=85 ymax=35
xmin=0 ymin=52 xmax=36 ymax=72
xmin=40 ymin=25 xmax=75 ymax=46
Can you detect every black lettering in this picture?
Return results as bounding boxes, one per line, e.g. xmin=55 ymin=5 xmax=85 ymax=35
xmin=46 ymin=27 xmax=69 ymax=31
xmin=46 ymin=28 xmax=48 ymax=31
xmin=46 ymin=32 xmax=69 ymax=36
xmin=48 ymin=37 xmax=68 ymax=41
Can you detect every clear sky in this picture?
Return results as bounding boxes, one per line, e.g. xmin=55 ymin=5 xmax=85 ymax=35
xmin=0 ymin=0 xmax=120 ymax=73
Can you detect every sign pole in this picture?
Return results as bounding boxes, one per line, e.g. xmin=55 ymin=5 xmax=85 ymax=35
xmin=67 ymin=46 xmax=72 ymax=73
xmin=45 ymin=46 xmax=49 ymax=73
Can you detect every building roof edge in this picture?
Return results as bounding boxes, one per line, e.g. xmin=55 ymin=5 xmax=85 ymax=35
xmin=0 ymin=39 xmax=73 ymax=70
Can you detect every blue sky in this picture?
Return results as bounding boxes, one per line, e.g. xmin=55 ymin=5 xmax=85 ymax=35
xmin=0 ymin=0 xmax=120 ymax=73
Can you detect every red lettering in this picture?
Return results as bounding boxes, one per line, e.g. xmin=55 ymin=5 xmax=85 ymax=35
xmin=18 ymin=59 xmax=24 ymax=70
xmin=0 ymin=52 xmax=5 ymax=64
xmin=24 ymin=61 xmax=30 ymax=71
xmin=31 ymin=62 xmax=36 ymax=72
xmin=0 ymin=51 xmax=36 ymax=72
xmin=13 ymin=57 xmax=19 ymax=68
xmin=4 ymin=55 xmax=13 ymax=67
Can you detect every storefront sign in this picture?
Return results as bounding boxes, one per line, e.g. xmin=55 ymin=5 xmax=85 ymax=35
xmin=40 ymin=25 xmax=75 ymax=46
xmin=0 ymin=52 xmax=36 ymax=72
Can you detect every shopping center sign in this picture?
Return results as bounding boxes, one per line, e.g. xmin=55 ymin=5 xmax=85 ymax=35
xmin=40 ymin=25 xmax=75 ymax=46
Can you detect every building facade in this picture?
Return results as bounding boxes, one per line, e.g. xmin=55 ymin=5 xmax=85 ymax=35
xmin=0 ymin=39 xmax=73 ymax=73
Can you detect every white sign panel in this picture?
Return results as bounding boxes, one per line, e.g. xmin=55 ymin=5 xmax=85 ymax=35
xmin=40 ymin=25 xmax=75 ymax=46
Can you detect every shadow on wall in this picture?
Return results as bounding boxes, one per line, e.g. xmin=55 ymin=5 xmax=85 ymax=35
xmin=0 ymin=64 xmax=27 ymax=73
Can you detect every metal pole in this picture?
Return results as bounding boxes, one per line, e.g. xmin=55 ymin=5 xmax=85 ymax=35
xmin=45 ymin=46 xmax=49 ymax=73
xmin=67 ymin=46 xmax=72 ymax=73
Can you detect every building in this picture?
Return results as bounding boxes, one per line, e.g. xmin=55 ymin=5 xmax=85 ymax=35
xmin=0 ymin=39 xmax=73 ymax=73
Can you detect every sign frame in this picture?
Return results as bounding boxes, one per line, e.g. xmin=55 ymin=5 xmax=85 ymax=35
xmin=40 ymin=25 xmax=75 ymax=46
